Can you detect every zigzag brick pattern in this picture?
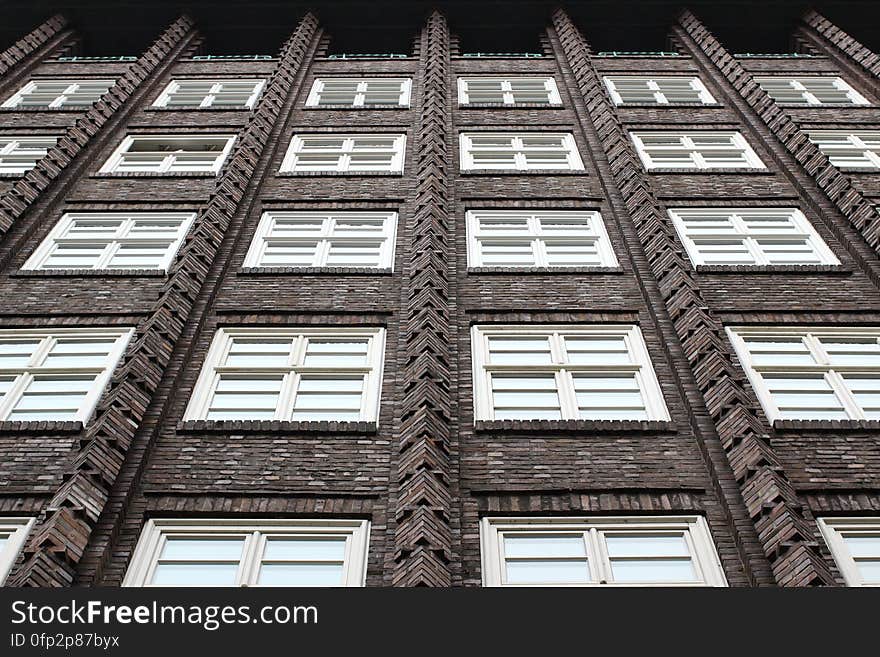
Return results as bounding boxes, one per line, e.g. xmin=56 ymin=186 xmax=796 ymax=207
xmin=7 ymin=13 xmax=320 ymax=587
xmin=551 ymin=8 xmax=836 ymax=586
xmin=803 ymin=11 xmax=880 ymax=81
xmin=0 ymin=15 xmax=68 ymax=80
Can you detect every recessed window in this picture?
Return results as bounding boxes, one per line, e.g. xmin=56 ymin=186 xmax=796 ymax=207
xmin=123 ymin=519 xmax=369 ymax=587
xmin=755 ymin=77 xmax=869 ymax=105
xmin=808 ymin=131 xmax=880 ymax=168
xmin=153 ymin=79 xmax=266 ymax=108
xmin=818 ymin=517 xmax=880 ymax=586
xmin=1 ymin=79 xmax=113 ymax=108
xmin=727 ymin=326 xmax=880 ymax=421
xmin=243 ymin=211 xmax=397 ymax=269
xmin=184 ymin=327 xmax=386 ymax=422
xmin=668 ymin=208 xmax=839 ymax=267
xmin=457 ymin=77 xmax=561 ymax=105
xmin=480 ymin=516 xmax=727 ymax=587
xmin=99 ymin=135 xmax=237 ymax=174
xmin=305 ymin=78 xmax=411 ymax=107
xmin=280 ymin=134 xmax=406 ymax=173
xmin=23 ymin=212 xmax=195 ymax=271
xmin=466 ymin=210 xmax=617 ymax=268
xmin=0 ymin=328 xmax=133 ymax=423
xmin=603 ymin=76 xmax=715 ymax=105
xmin=459 ymin=132 xmax=584 ymax=171
xmin=630 ymin=131 xmax=766 ymax=169
xmin=0 ymin=518 xmax=34 ymax=584
xmin=0 ymin=136 xmax=57 ymax=174
xmin=471 ymin=324 xmax=669 ymax=421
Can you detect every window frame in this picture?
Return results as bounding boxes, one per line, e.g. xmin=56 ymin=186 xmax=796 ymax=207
xmin=0 ymin=327 xmax=133 ymax=424
xmin=465 ymin=209 xmax=618 ymax=268
xmin=280 ymin=133 xmax=407 ymax=173
xmin=152 ymin=78 xmax=266 ymax=109
xmin=122 ymin=518 xmax=370 ymax=587
xmin=668 ymin=207 xmax=839 ymax=267
xmin=0 ymin=518 xmax=34 ymax=585
xmin=22 ymin=211 xmax=196 ymax=272
xmin=459 ymin=132 xmax=585 ymax=171
xmin=99 ymin=134 xmax=238 ymax=174
xmin=630 ymin=131 xmax=766 ymax=170
xmin=0 ymin=136 xmax=57 ymax=174
xmin=456 ymin=77 xmax=562 ymax=105
xmin=480 ymin=515 xmax=728 ymax=587
xmin=753 ymin=76 xmax=869 ymax=106
xmin=1 ymin=79 xmax=114 ymax=108
xmin=470 ymin=324 xmax=670 ymax=422
xmin=808 ymin=131 xmax=880 ymax=169
xmin=183 ymin=326 xmax=386 ymax=423
xmin=602 ymin=76 xmax=716 ymax=105
xmin=304 ymin=78 xmax=412 ymax=107
xmin=817 ymin=517 xmax=880 ymax=587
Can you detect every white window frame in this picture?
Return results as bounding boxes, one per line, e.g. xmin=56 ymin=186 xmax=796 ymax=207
xmin=727 ymin=325 xmax=880 ymax=422
xmin=280 ymin=133 xmax=406 ymax=173
xmin=480 ymin=516 xmax=728 ymax=587
xmin=457 ymin=77 xmax=562 ymax=105
xmin=471 ymin=324 xmax=669 ymax=422
xmin=465 ymin=209 xmax=618 ymax=268
xmin=0 ymin=327 xmax=133 ymax=424
xmin=808 ymin=131 xmax=880 ymax=169
xmin=243 ymin=211 xmax=397 ymax=270
xmin=668 ymin=207 xmax=839 ymax=267
xmin=305 ymin=78 xmax=412 ymax=107
xmin=754 ymin=76 xmax=869 ymax=105
xmin=630 ymin=131 xmax=766 ymax=170
xmin=1 ymin=79 xmax=114 ymax=108
xmin=0 ymin=518 xmax=34 ymax=585
xmin=152 ymin=79 xmax=266 ymax=109
xmin=122 ymin=518 xmax=370 ymax=587
xmin=603 ymin=76 xmax=716 ymax=105
xmin=459 ymin=132 xmax=584 ymax=171
xmin=818 ymin=517 xmax=880 ymax=587
xmin=23 ymin=212 xmax=196 ymax=272
xmin=0 ymin=136 xmax=57 ymax=174
xmin=99 ymin=134 xmax=237 ymax=174
xmin=184 ymin=326 xmax=386 ymax=423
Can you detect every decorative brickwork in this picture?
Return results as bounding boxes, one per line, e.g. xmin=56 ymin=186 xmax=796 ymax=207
xmin=0 ymin=15 xmax=69 ymax=80
xmin=801 ymin=11 xmax=880 ymax=87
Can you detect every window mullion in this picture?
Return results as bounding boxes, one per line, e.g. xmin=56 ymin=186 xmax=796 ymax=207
xmin=589 ymin=528 xmax=608 ymax=584
xmin=827 ymin=369 xmax=865 ymax=420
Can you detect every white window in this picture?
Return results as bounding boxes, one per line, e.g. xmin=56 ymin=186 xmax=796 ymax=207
xmin=280 ymin=134 xmax=406 ymax=173
xmin=727 ymin=326 xmax=880 ymax=421
xmin=480 ymin=516 xmax=727 ymax=587
xmin=123 ymin=518 xmax=369 ymax=587
xmin=603 ymin=76 xmax=716 ymax=105
xmin=23 ymin=212 xmax=195 ymax=271
xmin=818 ymin=517 xmax=880 ymax=587
xmin=471 ymin=324 xmax=669 ymax=422
xmin=0 ymin=136 xmax=57 ymax=174
xmin=153 ymin=79 xmax=266 ymax=108
xmin=1 ymin=79 xmax=113 ymax=108
xmin=668 ymin=208 xmax=838 ymax=267
xmin=631 ymin=131 xmax=766 ymax=170
xmin=99 ymin=135 xmax=237 ymax=174
xmin=457 ymin=77 xmax=561 ymax=105
xmin=0 ymin=518 xmax=34 ymax=585
xmin=808 ymin=131 xmax=880 ymax=168
xmin=459 ymin=132 xmax=584 ymax=171
xmin=755 ymin=77 xmax=869 ymax=105
xmin=0 ymin=328 xmax=133 ymax=423
xmin=243 ymin=211 xmax=397 ymax=269
xmin=184 ymin=327 xmax=385 ymax=422
xmin=305 ymin=78 xmax=411 ymax=107
xmin=466 ymin=210 xmax=617 ymax=268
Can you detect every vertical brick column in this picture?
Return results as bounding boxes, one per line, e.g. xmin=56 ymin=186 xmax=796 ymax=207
xmin=7 ymin=13 xmax=320 ymax=588
xmin=392 ymin=11 xmax=455 ymax=587
xmin=550 ymin=8 xmax=835 ymax=586
xmin=0 ymin=15 xmax=70 ymax=81
xmin=798 ymin=11 xmax=880 ymax=97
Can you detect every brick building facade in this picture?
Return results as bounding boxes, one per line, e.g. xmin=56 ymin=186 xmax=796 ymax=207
xmin=0 ymin=5 xmax=878 ymax=588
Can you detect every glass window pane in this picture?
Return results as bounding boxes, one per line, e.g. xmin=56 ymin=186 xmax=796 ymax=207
xmin=151 ymin=563 xmax=239 ymax=586
xmin=258 ymin=563 xmax=344 ymax=586
xmin=506 ymin=560 xmax=591 ymax=584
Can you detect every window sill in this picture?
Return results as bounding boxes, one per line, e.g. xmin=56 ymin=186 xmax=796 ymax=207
xmin=12 ymin=268 xmax=167 ymax=278
xmin=275 ymin=171 xmax=404 ymax=177
xmin=695 ymin=264 xmax=851 ymax=275
xmin=0 ymin=173 xmax=27 ymax=179
xmin=773 ymin=419 xmax=880 ymax=432
xmin=645 ymin=168 xmax=773 ymax=175
xmin=458 ymin=103 xmax=565 ymax=110
xmin=0 ymin=106 xmax=92 ymax=113
xmin=143 ymin=105 xmax=255 ymax=112
xmin=830 ymin=167 xmax=880 ymax=174
xmin=467 ymin=266 xmax=623 ymax=275
xmin=460 ymin=169 xmax=586 ymax=176
xmin=91 ymin=172 xmax=220 ymax=178
xmin=0 ymin=420 xmax=83 ymax=434
xmin=776 ymin=103 xmax=874 ymax=109
xmin=474 ymin=419 xmax=674 ymax=434
xmin=301 ymin=105 xmax=411 ymax=111
xmin=177 ymin=419 xmax=379 ymax=434
xmin=616 ymin=103 xmax=725 ymax=108
xmin=238 ymin=266 xmax=393 ymax=276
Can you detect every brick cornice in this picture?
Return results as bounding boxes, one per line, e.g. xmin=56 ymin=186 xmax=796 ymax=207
xmin=801 ymin=11 xmax=880 ymax=91
xmin=550 ymin=8 xmax=834 ymax=586
xmin=0 ymin=14 xmax=69 ymax=80
xmin=7 ymin=13 xmax=321 ymax=588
